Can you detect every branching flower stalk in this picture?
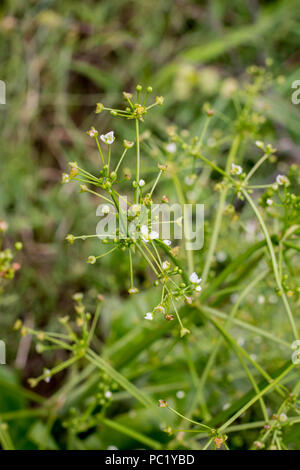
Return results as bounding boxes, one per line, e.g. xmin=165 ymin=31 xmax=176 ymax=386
xmin=13 ymin=75 xmax=299 ymax=450
xmin=62 ymin=86 xmax=204 ymax=337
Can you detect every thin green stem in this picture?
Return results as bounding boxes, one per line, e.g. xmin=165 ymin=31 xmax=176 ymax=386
xmin=201 ymin=134 xmax=241 ymax=284
xmin=242 ymin=189 xmax=298 ymax=340
xmin=135 ymin=119 xmax=140 ymax=203
xmin=95 ymin=136 xmax=105 ymax=167
xmin=218 ymin=363 xmax=295 ymax=432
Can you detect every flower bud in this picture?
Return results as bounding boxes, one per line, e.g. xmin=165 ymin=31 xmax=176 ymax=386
xmin=155 ymin=96 xmax=164 ymax=105
xmin=123 ymin=139 xmax=134 ymax=149
xmin=65 ymin=234 xmax=75 ymax=245
xmin=95 ymin=102 xmax=104 ymax=113
xmin=14 ymin=241 xmax=23 ymax=251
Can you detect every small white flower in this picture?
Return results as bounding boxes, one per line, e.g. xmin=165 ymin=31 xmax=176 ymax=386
xmin=222 ymin=403 xmax=231 ymax=410
xmin=162 ymin=261 xmax=171 ymax=270
xmin=189 ymin=272 xmax=201 ymax=284
xmin=163 ymin=239 xmax=171 ymax=246
xmin=266 ymin=198 xmax=273 ymax=206
xmin=255 ymin=140 xmax=264 ymax=150
xmin=100 ymin=131 xmax=115 ymax=145
xmin=189 ymin=272 xmax=198 ymax=283
xmin=279 ymin=413 xmax=287 ymax=422
xmin=101 ymin=205 xmax=110 ymax=215
xmin=138 ymin=179 xmax=145 ymax=187
xmin=231 ymin=163 xmax=243 ymax=175
xmin=258 ymin=295 xmax=265 ymax=304
xmin=144 ymin=312 xmax=153 ymax=320
xmin=105 ymin=390 xmax=112 ymax=398
xmin=87 ymin=127 xmax=98 ymax=137
xmin=269 ymin=294 xmax=278 ymax=304
xmin=44 ymin=369 xmax=51 ymax=383
xmin=129 ymin=204 xmax=140 ymax=216
xmin=176 ymin=390 xmax=185 ymax=399
xmin=276 ymin=174 xmax=289 ymax=186
xmin=140 ymin=225 xmax=150 ymax=243
xmin=128 ymin=287 xmax=139 ymax=294
xmin=154 ymin=305 xmax=165 ymax=314
xmin=195 ymin=285 xmax=202 ymax=292
xmin=149 ymin=230 xmax=159 ymax=240
xmin=216 ymin=251 xmax=227 ymax=262
xmin=166 ymin=142 xmax=177 ymax=153
xmin=140 ymin=225 xmax=148 ymax=236
xmin=184 ymin=175 xmax=196 ymax=186
xmin=62 ymin=173 xmax=70 ymax=184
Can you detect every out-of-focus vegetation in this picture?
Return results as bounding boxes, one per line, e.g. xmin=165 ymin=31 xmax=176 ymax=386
xmin=0 ymin=0 xmax=300 ymax=450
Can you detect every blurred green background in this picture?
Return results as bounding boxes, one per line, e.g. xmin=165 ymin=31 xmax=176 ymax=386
xmin=0 ymin=0 xmax=300 ymax=449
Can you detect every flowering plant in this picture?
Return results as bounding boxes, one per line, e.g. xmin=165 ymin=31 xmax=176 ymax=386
xmin=14 ymin=73 xmax=300 ymax=450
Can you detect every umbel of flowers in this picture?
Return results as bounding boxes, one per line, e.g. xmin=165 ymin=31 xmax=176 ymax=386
xmin=62 ymin=86 xmax=197 ymax=337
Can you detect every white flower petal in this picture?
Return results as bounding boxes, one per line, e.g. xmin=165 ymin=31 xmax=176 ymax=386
xmin=140 ymin=225 xmax=148 ymax=236
xmin=276 ymin=174 xmax=289 ymax=186
xmin=101 ymin=205 xmax=110 ymax=214
xmin=231 ymin=163 xmax=243 ymax=175
xmin=100 ymin=131 xmax=115 ymax=144
xmin=149 ymin=230 xmax=159 ymax=240
xmin=166 ymin=143 xmax=177 ymax=153
xmin=162 ymin=261 xmax=170 ymax=270
xmin=189 ymin=272 xmax=198 ymax=283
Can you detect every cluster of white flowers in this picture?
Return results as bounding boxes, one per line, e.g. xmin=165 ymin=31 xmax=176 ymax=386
xmin=189 ymin=272 xmax=202 ymax=292
xmin=138 ymin=225 xmax=172 ymax=247
xmin=140 ymin=225 xmax=159 ymax=243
